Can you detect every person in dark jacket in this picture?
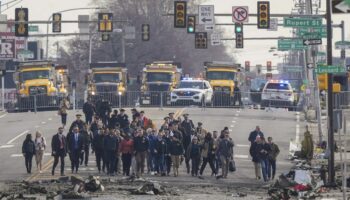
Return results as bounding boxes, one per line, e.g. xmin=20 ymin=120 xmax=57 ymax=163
xmin=22 ymin=133 xmax=36 ymax=174
xmin=90 ymin=116 xmax=100 ymax=136
xmin=69 ymin=114 xmax=86 ymax=134
xmin=91 ymin=126 xmax=105 ymax=173
xmin=119 ymin=134 xmax=134 ymax=176
xmin=233 ymin=81 xmax=243 ymax=107
xmin=267 ymin=137 xmax=280 ymax=180
xmin=169 ymin=135 xmax=184 ymax=177
xmin=187 ymin=137 xmax=201 ymax=177
xmin=181 ymin=113 xmax=195 ymax=174
xmin=199 ymin=132 xmax=217 ymax=176
xmin=147 ymin=129 xmax=158 ymax=175
xmin=104 ymin=129 xmax=119 ymax=176
xmin=155 ymin=130 xmax=167 ymax=176
xmin=108 ymin=110 xmax=119 ymax=129
xmin=80 ymin=124 xmax=91 ymax=166
xmin=117 ymin=109 xmax=130 ymax=133
xmin=217 ymin=131 xmax=234 ymax=178
xmin=51 ymin=127 xmax=67 ymax=176
xmin=131 ymin=108 xmax=140 ymax=121
xmin=97 ymin=100 xmax=111 ymax=127
xmin=83 ymin=100 xmax=95 ymax=125
xmin=163 ymin=130 xmax=172 ymax=176
xmin=248 ymin=126 xmax=264 ymax=144
xmin=134 ymin=128 xmax=149 ymax=177
xmin=249 ymin=136 xmax=262 ymax=180
xmin=260 ymin=137 xmax=271 ymax=182
xmin=67 ymin=126 xmax=84 ymax=173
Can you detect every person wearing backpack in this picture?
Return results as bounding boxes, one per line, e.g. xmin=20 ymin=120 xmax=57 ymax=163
xmin=22 ymin=133 xmax=36 ymax=174
xmin=34 ymin=131 xmax=46 ymax=173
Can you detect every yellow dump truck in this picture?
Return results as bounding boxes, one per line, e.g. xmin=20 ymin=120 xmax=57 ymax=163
xmin=203 ymin=61 xmax=243 ymax=106
xmin=87 ymin=62 xmax=128 ymax=105
xmin=140 ymin=61 xmax=182 ymax=106
xmin=14 ymin=61 xmax=69 ymax=109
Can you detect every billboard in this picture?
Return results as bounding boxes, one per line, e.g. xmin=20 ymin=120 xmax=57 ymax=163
xmin=0 ymin=38 xmax=15 ymax=59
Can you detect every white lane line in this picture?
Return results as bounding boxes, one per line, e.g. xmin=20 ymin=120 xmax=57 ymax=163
xmin=234 ymin=154 xmax=249 ymax=159
xmin=237 ymin=110 xmax=241 ymax=113
xmin=0 ymin=113 xmax=7 ymax=119
xmin=232 ymin=121 xmax=236 ymax=123
xmin=230 ymin=125 xmax=235 ymax=128
xmin=11 ymin=152 xmax=51 ymax=158
xmin=236 ymin=144 xmax=250 ymax=148
xmin=7 ymin=130 xmax=29 ymax=145
xmin=48 ymin=118 xmax=52 ymax=121
xmin=0 ymin=144 xmax=14 ymax=149
xmin=41 ymin=122 xmax=46 ymax=124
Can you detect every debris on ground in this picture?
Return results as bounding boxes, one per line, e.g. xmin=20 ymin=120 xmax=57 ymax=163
xmin=131 ymin=181 xmax=166 ymax=195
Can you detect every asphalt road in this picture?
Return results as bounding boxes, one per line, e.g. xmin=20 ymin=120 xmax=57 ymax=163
xmin=0 ymin=107 xmax=306 ymax=189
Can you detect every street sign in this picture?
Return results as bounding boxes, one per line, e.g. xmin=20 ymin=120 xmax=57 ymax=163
xmin=232 ymin=6 xmax=249 ymax=23
xmin=335 ymin=41 xmax=350 ymax=49
xmin=267 ymin=18 xmax=278 ymax=31
xmin=29 ymin=25 xmax=39 ymax=32
xmin=283 ymin=18 xmax=322 ymax=27
xmin=0 ymin=39 xmax=15 ymax=59
xmin=316 ymin=65 xmax=346 ymax=74
xmin=332 ymin=0 xmax=350 ymax=13
xmin=199 ymin=5 xmax=214 ymax=25
xmin=17 ymin=49 xmax=34 ymax=59
xmin=278 ymin=39 xmax=307 ymax=51
xmin=211 ymin=33 xmax=221 ymax=46
xmin=303 ymin=39 xmax=322 ymax=46
xmin=205 ymin=25 xmax=215 ymax=31
xmin=301 ymin=32 xmax=322 ymax=40
xmin=297 ymin=27 xmax=327 ymax=38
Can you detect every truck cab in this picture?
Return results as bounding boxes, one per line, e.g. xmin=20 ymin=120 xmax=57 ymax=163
xmin=140 ymin=61 xmax=182 ymax=106
xmin=87 ymin=62 xmax=128 ymax=105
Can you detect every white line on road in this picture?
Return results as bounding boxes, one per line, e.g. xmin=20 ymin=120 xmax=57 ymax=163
xmin=234 ymin=154 xmax=249 ymax=159
xmin=7 ymin=130 xmax=29 ymax=145
xmin=48 ymin=118 xmax=52 ymax=121
xmin=0 ymin=144 xmax=14 ymax=149
xmin=41 ymin=122 xmax=46 ymax=124
xmin=11 ymin=152 xmax=51 ymax=158
xmin=232 ymin=121 xmax=236 ymax=123
xmin=236 ymin=144 xmax=250 ymax=148
xmin=0 ymin=113 xmax=7 ymax=119
xmin=230 ymin=125 xmax=235 ymax=128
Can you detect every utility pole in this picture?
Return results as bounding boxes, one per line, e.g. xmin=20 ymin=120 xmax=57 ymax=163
xmin=326 ymin=0 xmax=335 ymax=186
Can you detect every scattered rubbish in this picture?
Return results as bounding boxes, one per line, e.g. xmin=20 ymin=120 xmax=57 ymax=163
xmin=132 ymin=181 xmax=166 ymax=195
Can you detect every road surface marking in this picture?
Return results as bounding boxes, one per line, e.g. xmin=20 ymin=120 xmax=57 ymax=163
xmin=41 ymin=122 xmax=46 ymax=124
xmin=236 ymin=144 xmax=250 ymax=148
xmin=26 ymin=158 xmax=54 ymax=182
xmin=232 ymin=121 xmax=236 ymax=123
xmin=48 ymin=118 xmax=52 ymax=121
xmin=234 ymin=154 xmax=249 ymax=159
xmin=11 ymin=153 xmax=51 ymax=157
xmin=6 ymin=130 xmax=29 ymax=145
xmin=0 ymin=113 xmax=7 ymax=119
xmin=0 ymin=144 xmax=14 ymax=149
xmin=230 ymin=125 xmax=235 ymax=127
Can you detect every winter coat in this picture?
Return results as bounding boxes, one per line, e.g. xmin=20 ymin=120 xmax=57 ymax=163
xmin=67 ymin=133 xmax=84 ymax=152
xmin=51 ymin=134 xmax=67 ymax=156
xmin=81 ymin=130 xmax=91 ymax=150
xmin=268 ymin=143 xmax=280 ymax=161
xmin=248 ymin=130 xmax=264 ymax=144
xmin=201 ymin=138 xmax=215 ymax=158
xmin=181 ymin=120 xmax=195 ymax=149
xmin=148 ymin=135 xmax=158 ymax=154
xmin=187 ymin=143 xmax=201 ymax=159
xmin=92 ymin=133 xmax=104 ymax=151
xmin=104 ymin=134 xmax=119 ymax=152
xmin=22 ymin=139 xmax=36 ymax=155
xmin=83 ymin=102 xmax=95 ymax=115
xmin=196 ymin=127 xmax=207 ymax=145
xmin=155 ymin=138 xmax=167 ymax=155
xmin=217 ymin=138 xmax=234 ymax=158
xmin=117 ymin=114 xmax=129 ymax=129
xmin=119 ymin=139 xmax=134 ymax=154
xmin=69 ymin=120 xmax=85 ymax=133
xmin=134 ymin=136 xmax=149 ymax=152
xmin=169 ymin=139 xmax=184 ymax=156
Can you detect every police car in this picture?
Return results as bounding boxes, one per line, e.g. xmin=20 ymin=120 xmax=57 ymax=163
xmin=261 ymin=80 xmax=297 ymax=111
xmin=171 ymin=78 xmax=213 ymax=105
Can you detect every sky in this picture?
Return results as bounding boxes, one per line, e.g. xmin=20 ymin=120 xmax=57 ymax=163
xmin=1 ymin=0 xmax=349 ymax=66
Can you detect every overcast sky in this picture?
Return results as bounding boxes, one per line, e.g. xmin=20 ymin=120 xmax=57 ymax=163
xmin=2 ymin=0 xmax=349 ymax=66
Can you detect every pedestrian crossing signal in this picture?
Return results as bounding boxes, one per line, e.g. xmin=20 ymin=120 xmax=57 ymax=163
xmin=195 ymin=32 xmax=207 ymax=49
xmin=257 ymin=1 xmax=270 ymax=29
xmin=98 ymin=13 xmax=113 ymax=32
xmin=15 ymin=8 xmax=29 ymax=37
xmin=101 ymin=33 xmax=110 ymax=41
xmin=174 ymin=1 xmax=187 ymax=28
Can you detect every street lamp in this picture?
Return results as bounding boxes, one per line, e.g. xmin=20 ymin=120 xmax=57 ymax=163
xmin=46 ymin=7 xmax=106 ymax=59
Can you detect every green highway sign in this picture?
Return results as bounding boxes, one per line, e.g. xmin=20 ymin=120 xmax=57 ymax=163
xmin=316 ymin=65 xmax=346 ymax=74
xmin=301 ymin=32 xmax=322 ymax=40
xmin=278 ymin=39 xmax=307 ymax=51
xmin=335 ymin=41 xmax=350 ymax=49
xmin=284 ymin=18 xmax=323 ymax=27
xmin=29 ymin=26 xmax=39 ymax=32
xmin=297 ymin=27 xmax=327 ymax=38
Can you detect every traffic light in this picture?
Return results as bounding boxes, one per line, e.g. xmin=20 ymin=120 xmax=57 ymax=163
xmin=15 ymin=8 xmax=29 ymax=37
xmin=187 ymin=15 xmax=196 ymax=33
xmin=174 ymin=1 xmax=187 ymax=28
xmin=195 ymin=32 xmax=207 ymax=49
xmin=98 ymin=13 xmax=113 ymax=32
xmin=52 ymin=13 xmax=62 ymax=33
xmin=101 ymin=33 xmax=110 ymax=41
xmin=257 ymin=1 xmax=270 ymax=29
xmin=142 ymin=24 xmax=150 ymax=41
xmin=235 ymin=23 xmax=243 ymax=34
xmin=318 ymin=74 xmax=328 ymax=90
xmin=267 ymin=61 xmax=272 ymax=71
xmin=236 ymin=33 xmax=243 ymax=48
